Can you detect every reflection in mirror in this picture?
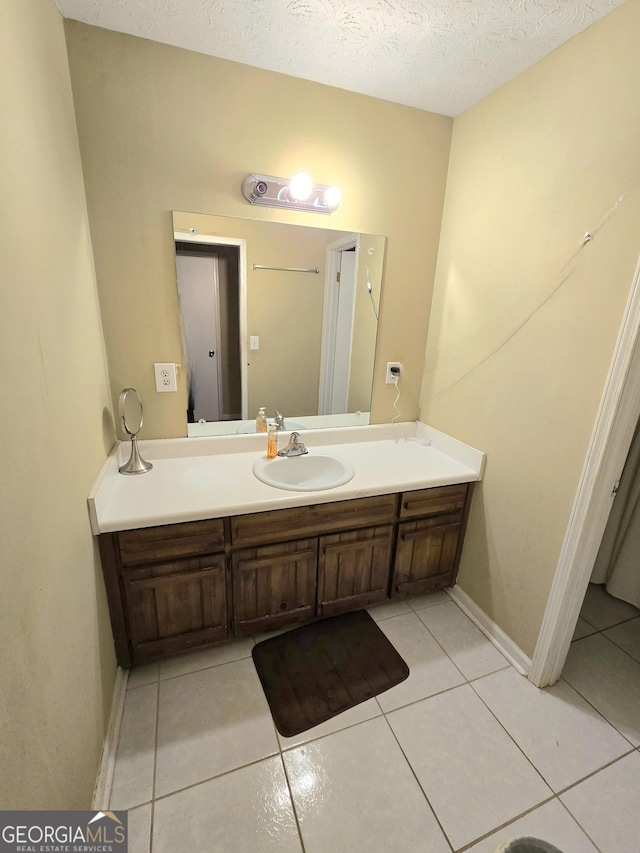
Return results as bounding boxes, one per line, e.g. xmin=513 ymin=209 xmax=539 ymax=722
xmin=172 ymin=211 xmax=385 ymax=435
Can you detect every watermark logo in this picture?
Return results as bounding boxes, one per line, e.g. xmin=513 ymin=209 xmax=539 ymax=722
xmin=0 ymin=811 xmax=128 ymax=852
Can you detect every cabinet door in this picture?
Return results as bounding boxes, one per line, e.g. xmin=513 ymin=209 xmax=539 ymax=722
xmin=122 ymin=554 xmax=228 ymax=662
xmin=317 ymin=525 xmax=393 ymax=617
xmin=391 ymin=512 xmax=462 ymax=597
xmin=232 ymin=539 xmax=317 ymax=636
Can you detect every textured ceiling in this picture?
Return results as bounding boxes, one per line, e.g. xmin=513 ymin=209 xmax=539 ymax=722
xmin=55 ymin=0 xmax=626 ymax=116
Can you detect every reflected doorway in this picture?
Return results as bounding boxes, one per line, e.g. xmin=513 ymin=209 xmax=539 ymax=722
xmin=175 ymin=241 xmax=242 ymax=422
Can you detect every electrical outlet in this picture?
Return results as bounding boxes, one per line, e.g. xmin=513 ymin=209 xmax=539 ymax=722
xmin=385 ymin=362 xmax=402 ymax=384
xmin=154 ymin=362 xmax=177 ymax=392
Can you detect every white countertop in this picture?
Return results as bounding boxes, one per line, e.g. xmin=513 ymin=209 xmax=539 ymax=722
xmin=88 ymin=422 xmax=485 ymax=535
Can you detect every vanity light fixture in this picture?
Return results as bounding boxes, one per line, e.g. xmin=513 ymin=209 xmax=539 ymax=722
xmin=241 ymin=173 xmax=341 ymax=214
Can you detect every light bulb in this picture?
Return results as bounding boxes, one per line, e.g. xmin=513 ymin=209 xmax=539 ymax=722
xmin=323 ymin=185 xmax=341 ymax=209
xmin=289 ymin=172 xmax=313 ymax=201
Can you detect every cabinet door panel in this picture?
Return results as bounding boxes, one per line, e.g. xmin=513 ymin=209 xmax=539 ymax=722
xmin=392 ymin=513 xmax=462 ymax=597
xmin=318 ymin=525 xmax=393 ymax=617
xmin=232 ymin=539 xmax=317 ymax=636
xmin=122 ymin=554 xmax=228 ymax=660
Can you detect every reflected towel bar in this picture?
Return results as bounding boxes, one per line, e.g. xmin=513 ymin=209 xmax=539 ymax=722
xmin=253 ymin=264 xmax=320 ymax=274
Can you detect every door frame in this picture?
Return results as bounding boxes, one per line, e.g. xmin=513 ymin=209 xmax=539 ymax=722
xmin=318 ymin=232 xmax=359 ymax=415
xmin=175 ymin=251 xmax=223 ymax=421
xmin=530 ymin=253 xmax=640 ymax=686
xmin=174 ymin=230 xmax=248 ymax=420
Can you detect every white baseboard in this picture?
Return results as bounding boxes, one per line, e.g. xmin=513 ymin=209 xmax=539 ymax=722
xmin=447 ymin=585 xmax=532 ymax=676
xmin=92 ymin=666 xmax=128 ymax=809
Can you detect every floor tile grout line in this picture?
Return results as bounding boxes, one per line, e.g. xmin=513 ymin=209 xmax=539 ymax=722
xmin=579 ymin=609 xmax=639 ymax=634
xmin=146 ymin=750 xmax=282 ymax=806
xmin=378 ymin=602 xmax=476 ymax=687
xmin=557 ymin=673 xmax=638 ymax=748
xmin=278 ymin=709 xmax=383 ymax=753
xmin=552 ymin=747 xmax=638 ymax=798
xmin=558 ymin=666 xmax=638 ymax=749
xmin=156 ymin=651 xmax=255 ymax=684
xmin=451 ymin=793 xmax=559 ymax=853
xmin=466 ymin=677 xmax=558 ymax=796
xmin=379 ymin=712 xmax=455 ymax=853
xmin=554 ymin=797 xmax=605 ymax=853
xmin=278 ymin=752 xmax=307 ymax=853
xmin=571 ymin=620 xmax=640 ymax=666
xmin=148 ymin=677 xmax=160 ymax=853
xmin=468 ymin=665 xmax=637 ymax=803
xmin=599 ymin=624 xmax=640 ymax=665
xmin=413 ymin=597 xmax=513 ymax=683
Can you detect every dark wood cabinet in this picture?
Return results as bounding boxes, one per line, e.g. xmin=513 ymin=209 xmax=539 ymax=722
xmin=317 ymin=525 xmax=393 ymax=617
xmin=122 ymin=554 xmax=228 ymax=660
xmin=391 ymin=484 xmax=474 ymax=598
xmin=98 ymin=519 xmax=229 ymax=667
xmin=231 ymin=539 xmax=318 ymax=635
xmin=98 ymin=483 xmax=474 ymax=667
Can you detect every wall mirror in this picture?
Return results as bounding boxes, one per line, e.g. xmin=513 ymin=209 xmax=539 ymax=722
xmin=172 ymin=211 xmax=386 ymax=436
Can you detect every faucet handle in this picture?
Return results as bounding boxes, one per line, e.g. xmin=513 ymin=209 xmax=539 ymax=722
xmin=277 ymin=431 xmax=307 ymax=456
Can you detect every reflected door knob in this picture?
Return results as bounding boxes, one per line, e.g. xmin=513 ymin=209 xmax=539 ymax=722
xmin=209 ymin=350 xmax=215 ymax=357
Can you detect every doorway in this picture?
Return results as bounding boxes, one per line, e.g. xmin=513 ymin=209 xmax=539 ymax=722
xmin=175 ymin=239 xmax=245 ymax=423
xmin=530 ymin=254 xmax=640 ymax=687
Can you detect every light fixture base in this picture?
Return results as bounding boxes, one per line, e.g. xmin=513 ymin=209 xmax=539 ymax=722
xmin=242 ymin=173 xmax=340 ymax=214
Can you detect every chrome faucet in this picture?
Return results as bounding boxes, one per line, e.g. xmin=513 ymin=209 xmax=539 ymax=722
xmin=277 ymin=431 xmax=308 ymax=457
xmin=274 ymin=410 xmax=285 ymax=430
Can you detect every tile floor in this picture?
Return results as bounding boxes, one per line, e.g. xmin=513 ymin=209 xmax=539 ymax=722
xmin=111 ymin=585 xmax=640 ymax=852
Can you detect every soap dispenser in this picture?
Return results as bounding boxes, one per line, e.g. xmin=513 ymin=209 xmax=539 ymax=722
xmin=267 ymin=422 xmax=278 ymax=459
xmin=255 ymin=407 xmax=267 ymax=432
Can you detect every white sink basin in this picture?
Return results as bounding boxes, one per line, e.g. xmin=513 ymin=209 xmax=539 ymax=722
xmin=252 ymin=453 xmax=355 ymax=491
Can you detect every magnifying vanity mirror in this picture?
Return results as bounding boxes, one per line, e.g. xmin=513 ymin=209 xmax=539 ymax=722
xmin=172 ymin=211 xmax=386 ymax=436
xmin=118 ymin=388 xmax=153 ymax=474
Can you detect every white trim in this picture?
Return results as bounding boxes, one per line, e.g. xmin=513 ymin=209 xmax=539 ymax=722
xmin=530 ymin=254 xmax=640 ymax=687
xmin=174 ymin=230 xmax=248 ymax=420
xmin=91 ymin=666 xmax=128 ymax=810
xmin=447 ymin=585 xmax=532 ymax=675
xmin=319 ymin=233 xmax=359 ymax=414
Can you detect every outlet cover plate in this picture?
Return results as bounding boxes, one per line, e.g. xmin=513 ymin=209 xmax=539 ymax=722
xmin=154 ymin=362 xmax=177 ymax=392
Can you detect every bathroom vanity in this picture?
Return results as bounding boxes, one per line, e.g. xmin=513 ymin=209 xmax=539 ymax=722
xmin=89 ymin=423 xmax=484 ymax=667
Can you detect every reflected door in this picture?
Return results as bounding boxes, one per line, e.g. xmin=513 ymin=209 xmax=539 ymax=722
xmin=329 ymin=249 xmax=357 ymax=413
xmin=176 ymin=253 xmax=222 ymax=421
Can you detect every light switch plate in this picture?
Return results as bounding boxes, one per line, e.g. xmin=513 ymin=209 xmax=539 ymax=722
xmin=250 ymin=336 xmax=260 ymax=351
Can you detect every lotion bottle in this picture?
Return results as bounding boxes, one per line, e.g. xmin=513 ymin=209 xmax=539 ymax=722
xmin=267 ymin=423 xmax=278 ymax=459
xmin=255 ymin=407 xmax=266 ymax=432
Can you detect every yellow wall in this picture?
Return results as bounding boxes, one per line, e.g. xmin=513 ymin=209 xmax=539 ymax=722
xmin=0 ymin=1 xmax=116 ymax=807
xmin=420 ymin=0 xmax=640 ymax=657
xmin=63 ymin=22 xmax=452 ymax=439
xmin=349 ymin=233 xmax=386 ymax=412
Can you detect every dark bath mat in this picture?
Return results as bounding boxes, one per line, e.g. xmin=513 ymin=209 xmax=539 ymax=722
xmin=252 ymin=609 xmax=410 ymax=737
